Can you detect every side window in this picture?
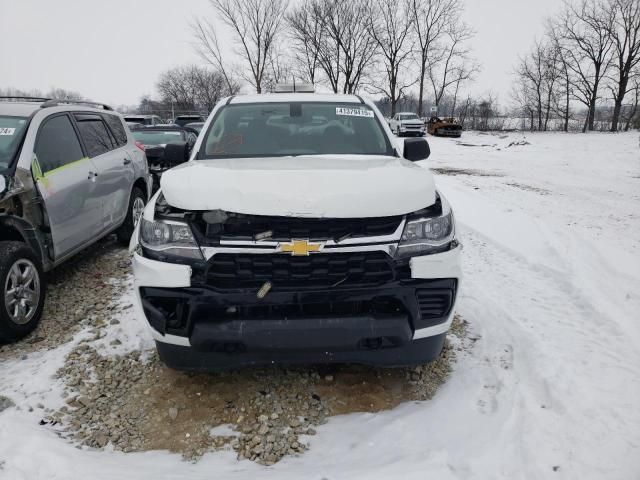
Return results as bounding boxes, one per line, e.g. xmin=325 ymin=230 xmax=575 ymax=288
xmin=74 ymin=114 xmax=115 ymax=157
xmin=35 ymin=115 xmax=84 ymax=173
xmin=103 ymin=114 xmax=128 ymax=147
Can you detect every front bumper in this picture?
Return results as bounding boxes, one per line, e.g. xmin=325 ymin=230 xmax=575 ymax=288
xmin=399 ymin=125 xmax=425 ymax=136
xmin=132 ymin=246 xmax=461 ymax=369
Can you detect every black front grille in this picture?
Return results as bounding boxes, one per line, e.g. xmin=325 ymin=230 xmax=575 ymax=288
xmin=197 ymin=213 xmax=402 ymax=241
xmin=416 ymin=289 xmax=454 ymax=320
xmin=206 ymin=251 xmax=397 ymax=289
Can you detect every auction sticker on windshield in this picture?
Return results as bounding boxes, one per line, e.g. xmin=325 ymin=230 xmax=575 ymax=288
xmin=0 ymin=128 xmax=16 ymax=135
xmin=335 ymin=107 xmax=374 ymax=118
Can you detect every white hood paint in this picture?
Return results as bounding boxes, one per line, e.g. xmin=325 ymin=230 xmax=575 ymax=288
xmin=160 ymin=155 xmax=436 ymax=218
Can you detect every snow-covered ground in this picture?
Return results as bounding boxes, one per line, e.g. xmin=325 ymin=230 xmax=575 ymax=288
xmin=1 ymin=131 xmax=639 ymax=479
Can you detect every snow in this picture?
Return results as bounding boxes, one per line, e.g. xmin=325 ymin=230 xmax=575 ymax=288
xmin=1 ymin=131 xmax=639 ymax=479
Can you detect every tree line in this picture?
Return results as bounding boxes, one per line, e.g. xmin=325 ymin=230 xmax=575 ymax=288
xmin=513 ymin=0 xmax=640 ymax=132
xmin=183 ymin=0 xmax=478 ymax=117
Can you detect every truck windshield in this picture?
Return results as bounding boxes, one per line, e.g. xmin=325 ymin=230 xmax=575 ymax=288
xmin=198 ymin=102 xmax=393 ymax=159
xmin=0 ymin=116 xmax=29 ymax=170
xmin=400 ymin=114 xmax=419 ymax=120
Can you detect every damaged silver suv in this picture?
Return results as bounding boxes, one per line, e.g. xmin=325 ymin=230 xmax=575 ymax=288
xmin=0 ymin=97 xmax=151 ymax=341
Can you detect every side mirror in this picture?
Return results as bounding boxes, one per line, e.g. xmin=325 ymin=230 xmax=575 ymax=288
xmin=403 ymin=137 xmax=430 ymax=161
xmin=0 ymin=175 xmax=6 ymax=196
xmin=163 ymin=142 xmax=189 ymax=167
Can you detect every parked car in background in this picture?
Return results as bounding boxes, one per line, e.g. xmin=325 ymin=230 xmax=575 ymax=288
xmin=0 ymin=97 xmax=151 ymax=342
xmin=123 ymin=114 xmax=163 ymax=126
xmin=130 ymin=87 xmax=461 ymax=372
xmin=426 ymin=117 xmax=463 ymax=138
xmin=184 ymin=122 xmax=204 ymax=133
xmin=174 ymin=115 xmax=205 ymax=127
xmin=388 ymin=112 xmax=425 ymax=137
xmin=131 ymin=126 xmax=197 ymax=192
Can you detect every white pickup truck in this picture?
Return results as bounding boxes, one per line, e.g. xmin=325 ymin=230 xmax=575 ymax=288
xmin=388 ymin=112 xmax=426 ymax=137
xmin=130 ymin=86 xmax=461 ymax=371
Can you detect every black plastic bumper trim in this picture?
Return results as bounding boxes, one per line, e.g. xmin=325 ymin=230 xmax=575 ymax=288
xmin=155 ymin=333 xmax=446 ymax=371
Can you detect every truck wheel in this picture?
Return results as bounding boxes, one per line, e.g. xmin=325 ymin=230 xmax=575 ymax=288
xmin=0 ymin=241 xmax=46 ymax=342
xmin=116 ymin=187 xmax=145 ymax=246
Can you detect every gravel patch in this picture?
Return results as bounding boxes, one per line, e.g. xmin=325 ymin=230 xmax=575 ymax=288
xmin=49 ymin=316 xmax=469 ymax=465
xmin=0 ymin=237 xmax=129 ymax=356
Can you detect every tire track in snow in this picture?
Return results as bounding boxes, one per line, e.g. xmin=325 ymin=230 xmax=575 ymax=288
xmin=457 ymin=224 xmax=640 ymax=478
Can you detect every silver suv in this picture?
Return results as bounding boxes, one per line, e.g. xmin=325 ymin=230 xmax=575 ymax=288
xmin=0 ymin=97 xmax=151 ymax=341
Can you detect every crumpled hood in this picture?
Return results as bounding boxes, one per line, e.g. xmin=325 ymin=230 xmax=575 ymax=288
xmin=160 ymin=155 xmax=436 ymax=218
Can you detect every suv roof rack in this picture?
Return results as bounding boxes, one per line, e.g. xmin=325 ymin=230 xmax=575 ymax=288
xmin=40 ymin=99 xmax=113 ymax=111
xmin=0 ymin=96 xmax=52 ymax=102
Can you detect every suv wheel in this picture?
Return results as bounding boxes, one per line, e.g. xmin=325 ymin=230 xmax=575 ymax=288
xmin=117 ymin=187 xmax=146 ymax=246
xmin=0 ymin=241 xmax=46 ymax=342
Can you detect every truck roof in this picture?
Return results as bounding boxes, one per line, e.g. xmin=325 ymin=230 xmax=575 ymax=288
xmin=228 ymin=93 xmax=364 ymax=104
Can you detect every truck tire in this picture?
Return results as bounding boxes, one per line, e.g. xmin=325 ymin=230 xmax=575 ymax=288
xmin=0 ymin=241 xmax=46 ymax=342
xmin=116 ymin=187 xmax=146 ymax=246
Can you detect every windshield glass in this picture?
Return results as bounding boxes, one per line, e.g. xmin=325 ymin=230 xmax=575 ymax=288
xmin=0 ymin=116 xmax=29 ymax=170
xmin=400 ymin=114 xmax=419 ymax=120
xmin=199 ymin=102 xmax=393 ymax=159
xmin=132 ymin=130 xmax=185 ymax=145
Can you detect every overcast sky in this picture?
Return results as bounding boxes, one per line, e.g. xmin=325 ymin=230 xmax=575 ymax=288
xmin=0 ymin=0 xmax=562 ymax=107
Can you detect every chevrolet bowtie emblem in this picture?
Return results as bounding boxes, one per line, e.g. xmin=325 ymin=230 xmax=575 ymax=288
xmin=278 ymin=239 xmax=323 ymax=256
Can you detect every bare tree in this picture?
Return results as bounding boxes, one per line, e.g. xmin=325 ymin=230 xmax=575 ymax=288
xmin=554 ymin=0 xmax=615 ymax=132
xmin=410 ymin=0 xmax=462 ymax=117
xmin=623 ymin=73 xmax=640 ymax=129
xmin=287 ymin=0 xmax=377 ymax=93
xmin=606 ymin=0 xmax=640 ymax=131
xmin=288 ymin=0 xmax=341 ymax=91
xmin=262 ymin=43 xmax=294 ymax=91
xmin=287 ymin=0 xmax=323 ymax=83
xmin=324 ymin=0 xmax=378 ymax=93
xmin=195 ymin=0 xmax=289 ymax=94
xmin=157 ymin=65 xmax=232 ymax=111
xmin=546 ymin=27 xmax=574 ymax=132
xmin=367 ymin=0 xmax=415 ymax=116
xmin=1 ymin=87 xmax=88 ymax=103
xmin=428 ymin=19 xmax=478 ymax=114
xmin=513 ymin=40 xmax=564 ymax=131
xmin=192 ymin=20 xmax=241 ymax=94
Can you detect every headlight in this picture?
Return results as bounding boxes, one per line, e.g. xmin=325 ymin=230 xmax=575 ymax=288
xmin=396 ymin=193 xmax=455 ymax=258
xmin=139 ymin=218 xmax=203 ymax=259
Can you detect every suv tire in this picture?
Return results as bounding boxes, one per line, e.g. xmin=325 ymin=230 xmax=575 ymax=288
xmin=0 ymin=241 xmax=46 ymax=342
xmin=116 ymin=187 xmax=145 ymax=246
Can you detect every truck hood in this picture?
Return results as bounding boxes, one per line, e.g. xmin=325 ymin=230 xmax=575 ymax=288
xmin=160 ymin=155 xmax=436 ymax=218
xmin=400 ymin=120 xmax=424 ymax=126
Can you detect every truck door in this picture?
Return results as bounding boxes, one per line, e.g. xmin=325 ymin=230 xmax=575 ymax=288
xmin=73 ymin=113 xmax=133 ymax=232
xmin=33 ymin=113 xmax=101 ymax=259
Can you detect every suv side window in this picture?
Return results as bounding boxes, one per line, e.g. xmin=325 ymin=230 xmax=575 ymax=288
xmin=35 ymin=114 xmax=85 ymax=173
xmin=103 ymin=114 xmax=128 ymax=147
xmin=74 ymin=114 xmax=115 ymax=157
